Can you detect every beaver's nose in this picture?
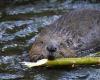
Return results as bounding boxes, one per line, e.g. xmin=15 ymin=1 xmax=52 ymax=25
xmin=46 ymin=45 xmax=57 ymax=60
xmin=46 ymin=45 xmax=57 ymax=52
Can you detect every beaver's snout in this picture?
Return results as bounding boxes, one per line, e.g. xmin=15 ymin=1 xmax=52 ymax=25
xmin=46 ymin=44 xmax=57 ymax=60
xmin=47 ymin=45 xmax=57 ymax=52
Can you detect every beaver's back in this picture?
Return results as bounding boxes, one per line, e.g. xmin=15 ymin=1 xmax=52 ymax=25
xmin=47 ymin=9 xmax=100 ymax=50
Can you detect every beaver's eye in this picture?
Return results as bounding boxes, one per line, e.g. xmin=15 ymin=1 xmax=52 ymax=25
xmin=60 ymin=43 xmax=65 ymax=47
xmin=40 ymin=41 xmax=44 ymax=44
xmin=60 ymin=42 xmax=69 ymax=48
xmin=60 ymin=43 xmax=63 ymax=46
xmin=66 ymin=39 xmax=73 ymax=46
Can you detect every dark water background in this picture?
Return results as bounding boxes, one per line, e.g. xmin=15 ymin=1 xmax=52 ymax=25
xmin=0 ymin=0 xmax=100 ymax=80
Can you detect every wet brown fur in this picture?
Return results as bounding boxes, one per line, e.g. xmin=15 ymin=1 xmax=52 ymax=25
xmin=29 ymin=9 xmax=100 ymax=62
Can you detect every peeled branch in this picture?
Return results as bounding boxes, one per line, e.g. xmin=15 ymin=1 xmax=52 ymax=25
xmin=21 ymin=57 xmax=100 ymax=68
xmin=21 ymin=59 xmax=48 ymax=68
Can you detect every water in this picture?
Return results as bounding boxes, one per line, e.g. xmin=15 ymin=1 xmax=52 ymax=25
xmin=0 ymin=0 xmax=100 ymax=80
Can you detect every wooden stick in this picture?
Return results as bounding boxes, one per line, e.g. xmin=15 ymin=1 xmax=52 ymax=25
xmin=21 ymin=57 xmax=100 ymax=68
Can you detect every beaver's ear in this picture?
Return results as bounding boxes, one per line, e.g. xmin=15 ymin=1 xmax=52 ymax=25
xmin=38 ymin=25 xmax=50 ymax=32
xmin=38 ymin=26 xmax=49 ymax=35
xmin=38 ymin=27 xmax=45 ymax=32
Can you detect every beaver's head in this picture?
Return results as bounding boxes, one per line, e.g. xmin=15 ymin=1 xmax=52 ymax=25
xmin=29 ymin=27 xmax=76 ymax=62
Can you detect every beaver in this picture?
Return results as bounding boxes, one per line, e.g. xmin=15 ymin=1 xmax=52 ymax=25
xmin=29 ymin=9 xmax=100 ymax=62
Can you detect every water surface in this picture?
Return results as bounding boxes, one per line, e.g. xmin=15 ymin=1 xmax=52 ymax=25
xmin=0 ymin=0 xmax=100 ymax=80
